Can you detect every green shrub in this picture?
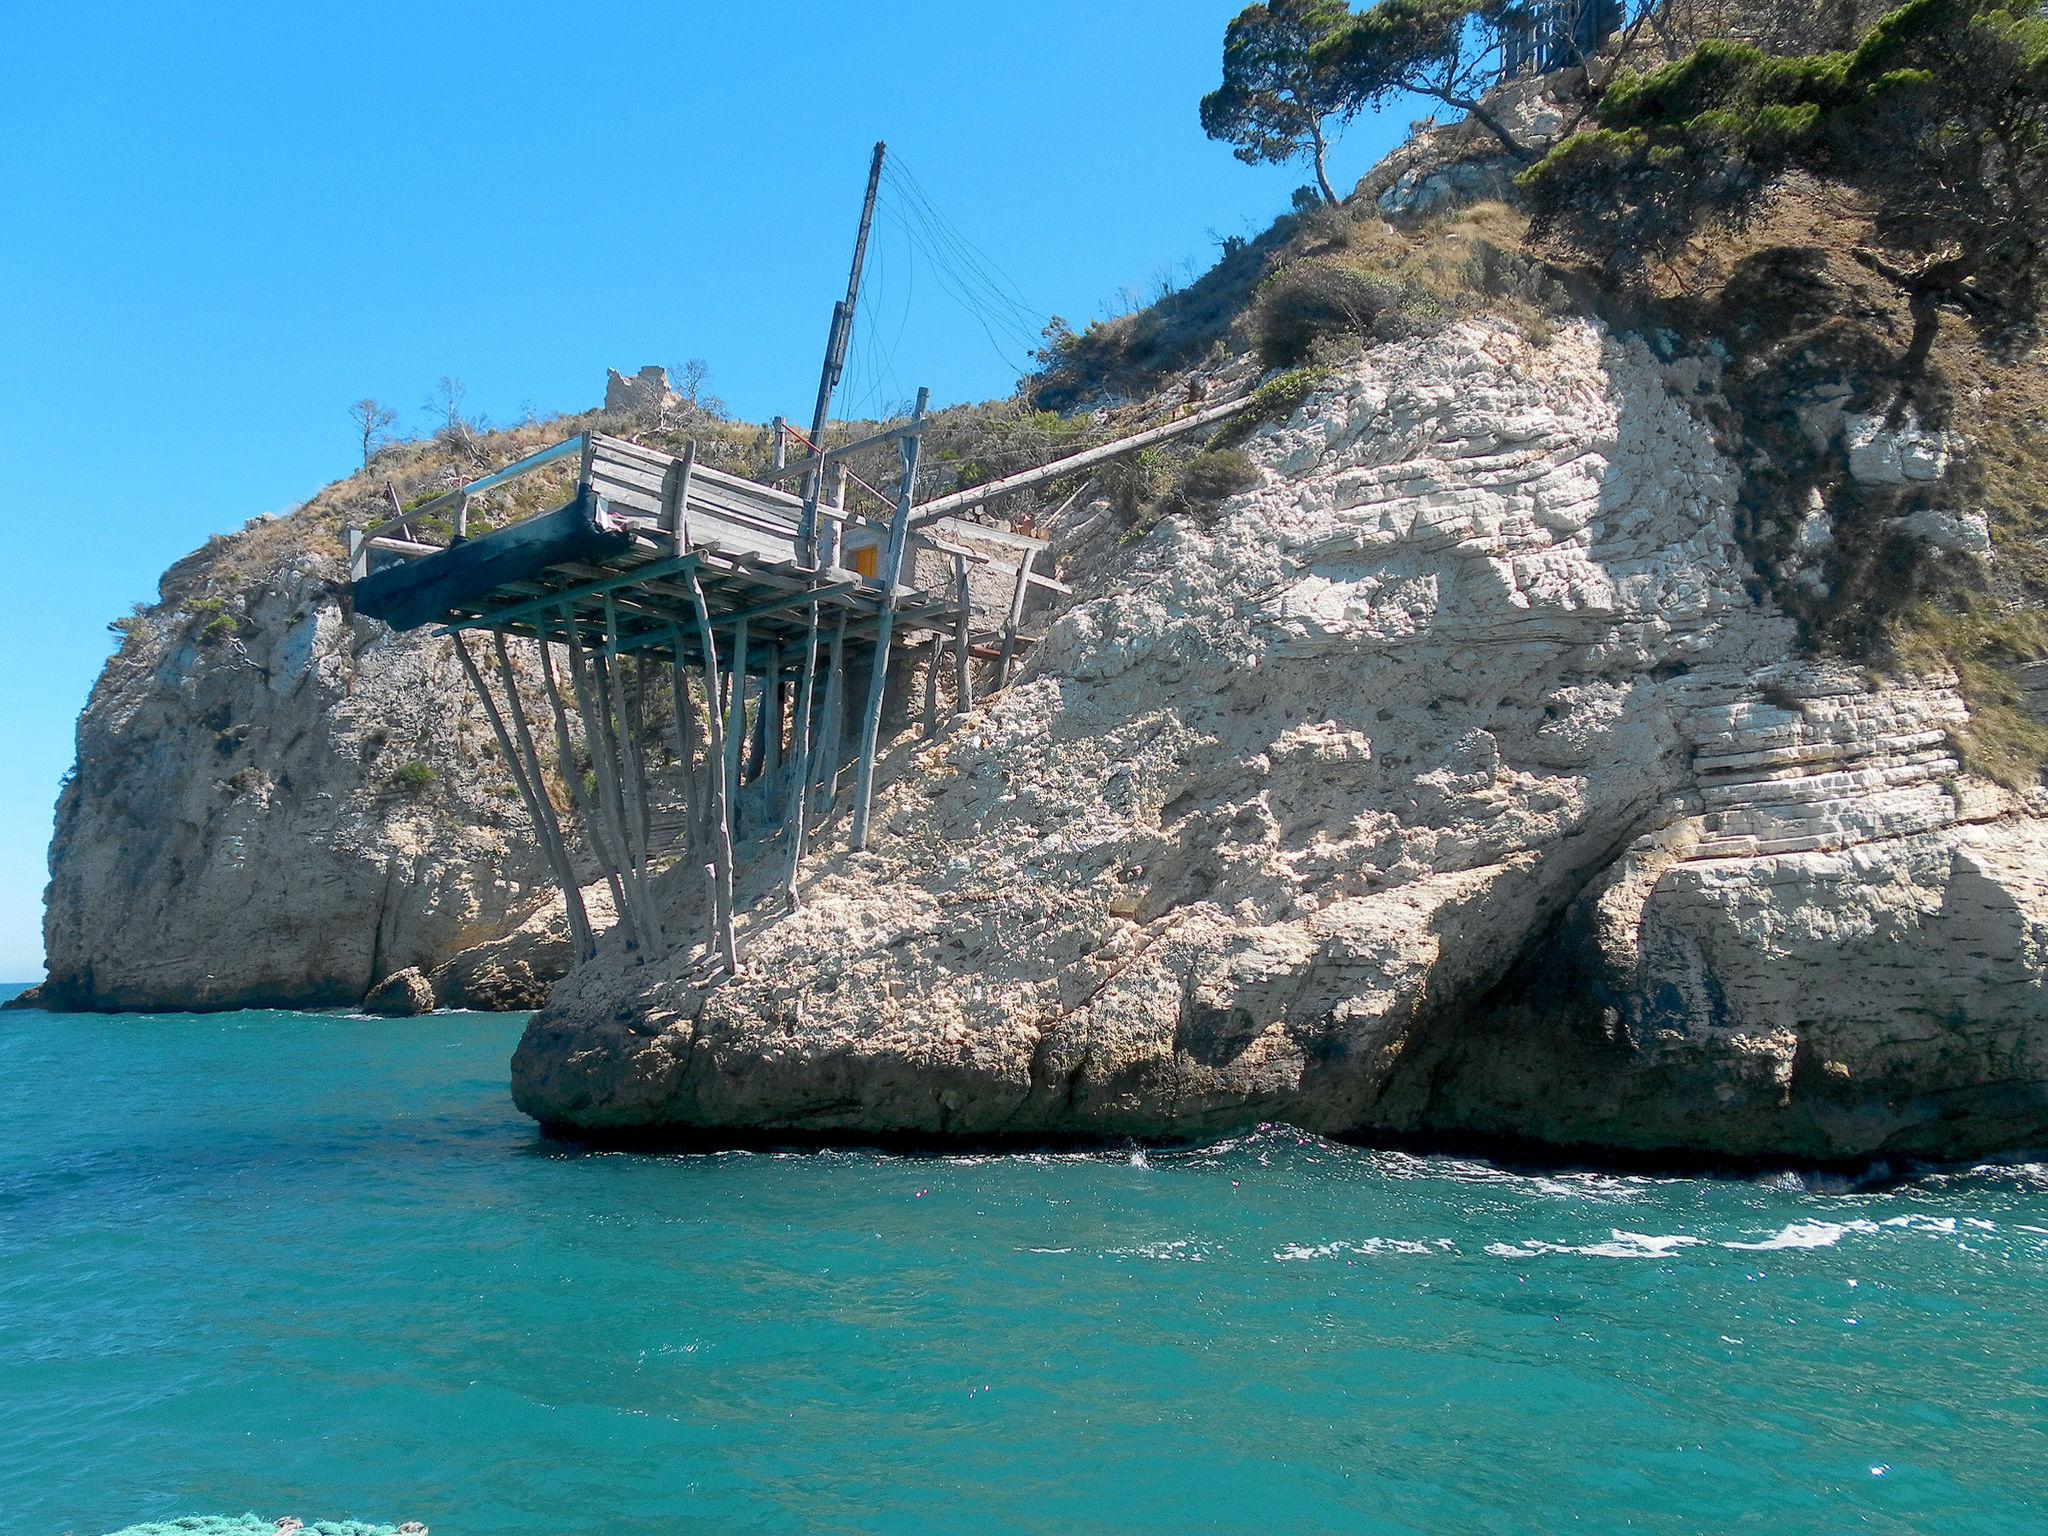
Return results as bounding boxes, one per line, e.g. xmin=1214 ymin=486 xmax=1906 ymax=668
xmin=1174 ymin=450 xmax=1262 ymax=516
xmin=391 ymin=760 xmax=438 ymax=794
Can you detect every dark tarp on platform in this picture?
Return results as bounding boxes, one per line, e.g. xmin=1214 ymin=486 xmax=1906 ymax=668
xmin=351 ymin=495 xmax=639 ymax=632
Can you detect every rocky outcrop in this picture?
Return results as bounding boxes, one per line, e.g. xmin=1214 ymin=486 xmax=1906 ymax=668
xmin=363 ymin=967 xmax=435 ymax=1016
xmin=513 ymin=317 xmax=2048 ymax=1162
xmin=40 ymin=521 xmax=582 ymax=1012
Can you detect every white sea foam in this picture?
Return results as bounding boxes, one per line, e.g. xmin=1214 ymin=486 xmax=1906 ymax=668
xmin=1722 ymin=1214 xmax=1962 ymax=1250
xmin=1272 ymin=1237 xmax=1455 ymax=1261
xmin=1488 ymin=1230 xmax=1706 ymax=1260
xmin=1105 ymin=1238 xmax=1215 ymax=1261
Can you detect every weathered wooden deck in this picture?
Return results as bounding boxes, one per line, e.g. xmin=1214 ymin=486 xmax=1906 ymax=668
xmin=350 ymin=431 xmax=998 ymax=664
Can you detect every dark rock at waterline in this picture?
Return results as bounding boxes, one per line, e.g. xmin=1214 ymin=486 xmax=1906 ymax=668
xmin=363 ymin=967 xmax=435 ymax=1017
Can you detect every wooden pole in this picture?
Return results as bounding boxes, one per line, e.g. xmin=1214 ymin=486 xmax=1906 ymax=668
xmin=993 ymin=547 xmax=1038 ymax=692
xmin=452 ymin=633 xmax=594 ymax=964
xmin=668 ymin=636 xmax=703 ymax=857
xmin=724 ymin=615 xmax=749 ymax=834
xmin=536 ymin=636 xmax=627 ymax=917
xmin=909 ymin=393 xmax=1257 ymax=528
xmin=923 ymin=633 xmax=941 ymax=737
xmin=601 ymin=603 xmax=663 ymax=951
xmin=490 ymin=632 xmax=596 ymax=962
xmin=951 ymin=551 xmax=974 ymax=716
xmin=762 ymin=653 xmax=783 ymax=799
xmin=850 ymin=387 xmax=927 ymax=851
xmin=684 ymin=586 xmax=739 ymax=972
xmin=797 ymin=140 xmax=886 ymax=570
xmin=816 ymin=613 xmax=848 ymax=810
xmin=665 ymin=440 xmax=697 ymax=558
xmin=564 ymin=612 xmax=656 ymax=953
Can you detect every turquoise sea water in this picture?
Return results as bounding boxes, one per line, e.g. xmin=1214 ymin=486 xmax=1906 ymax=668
xmin=3 ymin=996 xmax=2046 ymax=1535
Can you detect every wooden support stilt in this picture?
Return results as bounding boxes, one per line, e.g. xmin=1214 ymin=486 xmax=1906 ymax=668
xmin=815 ymin=614 xmax=848 ymax=811
xmin=668 ymin=637 xmax=703 ymax=856
xmin=782 ymin=566 xmax=828 ymax=906
xmin=601 ymin=601 xmax=664 ymax=952
xmin=664 ymin=440 xmax=696 ymax=558
xmin=490 ymin=632 xmax=596 ymax=962
xmin=951 ymin=551 xmax=974 ymax=717
xmin=536 ymin=638 xmax=627 ymax=918
xmin=923 ymin=633 xmax=941 ymax=736
xmin=851 ymin=388 xmax=928 ymax=852
xmin=763 ymin=654 xmax=783 ymax=800
xmin=724 ymin=615 xmax=749 ymax=838
xmin=684 ymin=585 xmax=739 ymax=973
xmin=564 ymin=612 xmax=656 ymax=953
xmin=993 ymin=546 xmax=1038 ymax=692
xmin=452 ymin=633 xmax=595 ymax=964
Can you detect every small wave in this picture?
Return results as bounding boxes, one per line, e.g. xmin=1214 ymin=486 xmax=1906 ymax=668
xmin=1104 ymin=1238 xmax=1218 ymax=1262
xmin=1722 ymin=1214 xmax=1960 ymax=1251
xmin=1273 ymin=1237 xmax=1455 ymax=1261
xmin=1489 ymin=1230 xmax=1707 ymax=1260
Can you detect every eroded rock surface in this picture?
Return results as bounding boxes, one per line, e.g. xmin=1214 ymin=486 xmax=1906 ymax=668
xmin=42 ymin=538 xmax=572 ymax=1012
xmin=510 ymin=319 xmax=2048 ymax=1161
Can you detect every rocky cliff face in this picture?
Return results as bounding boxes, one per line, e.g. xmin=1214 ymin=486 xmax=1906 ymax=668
xmin=41 ymin=524 xmax=567 ymax=1012
xmin=512 ymin=318 xmax=2048 ymax=1164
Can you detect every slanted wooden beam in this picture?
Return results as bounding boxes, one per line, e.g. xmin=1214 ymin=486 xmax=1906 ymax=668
xmin=908 ymin=393 xmax=1256 ymax=527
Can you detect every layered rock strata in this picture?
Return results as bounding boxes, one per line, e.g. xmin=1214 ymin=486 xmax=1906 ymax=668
xmin=513 ymin=318 xmax=2048 ymax=1161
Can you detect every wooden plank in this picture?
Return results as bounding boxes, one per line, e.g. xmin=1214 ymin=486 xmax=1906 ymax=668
xmin=366 ymin=535 xmax=444 ymax=560
xmin=588 ymin=476 xmax=667 ymax=521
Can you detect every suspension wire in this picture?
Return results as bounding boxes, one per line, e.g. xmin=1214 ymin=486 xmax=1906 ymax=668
xmin=873 ymin=154 xmax=1048 ymax=372
xmin=882 ymin=157 xmax=1045 ymax=343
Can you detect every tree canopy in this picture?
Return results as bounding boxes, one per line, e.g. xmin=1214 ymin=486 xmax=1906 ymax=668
xmin=1523 ymin=0 xmax=2048 ymax=329
xmin=1200 ymin=0 xmax=1359 ymax=204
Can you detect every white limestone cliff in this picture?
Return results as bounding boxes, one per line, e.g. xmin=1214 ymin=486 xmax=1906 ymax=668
xmin=511 ymin=317 xmax=2048 ymax=1163
xmin=39 ymin=538 xmax=575 ymax=1011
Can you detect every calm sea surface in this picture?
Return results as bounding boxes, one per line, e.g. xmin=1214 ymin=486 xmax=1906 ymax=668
xmin=2 ymin=993 xmax=2045 ymax=1535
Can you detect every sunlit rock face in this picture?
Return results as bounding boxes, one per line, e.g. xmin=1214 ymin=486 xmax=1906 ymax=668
xmin=43 ymin=542 xmax=570 ymax=1013
xmin=514 ymin=318 xmax=2048 ymax=1164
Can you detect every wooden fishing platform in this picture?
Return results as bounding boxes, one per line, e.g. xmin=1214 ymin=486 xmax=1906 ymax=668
xmin=350 ymin=430 xmax=983 ymax=664
xmin=345 ymin=388 xmax=1257 ymax=974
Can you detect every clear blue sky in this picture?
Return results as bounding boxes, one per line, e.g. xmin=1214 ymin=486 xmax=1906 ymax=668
xmin=0 ymin=1 xmax=1412 ymax=982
